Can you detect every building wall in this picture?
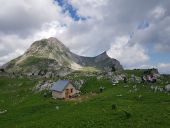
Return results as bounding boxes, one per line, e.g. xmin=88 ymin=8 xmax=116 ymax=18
xmin=52 ymin=91 xmax=65 ymax=99
xmin=64 ymin=83 xmax=76 ymax=98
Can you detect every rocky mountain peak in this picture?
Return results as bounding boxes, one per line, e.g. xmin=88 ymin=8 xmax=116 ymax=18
xmin=2 ymin=37 xmax=123 ymax=75
xmin=95 ymin=51 xmax=109 ymax=60
xmin=99 ymin=51 xmax=108 ymax=56
xmin=24 ymin=37 xmax=69 ymax=58
xmin=30 ymin=37 xmax=68 ymax=50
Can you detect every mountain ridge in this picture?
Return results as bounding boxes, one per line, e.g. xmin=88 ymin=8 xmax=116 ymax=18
xmin=2 ymin=37 xmax=123 ymax=76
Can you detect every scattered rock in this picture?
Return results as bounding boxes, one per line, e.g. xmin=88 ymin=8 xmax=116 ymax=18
xmin=72 ymin=80 xmax=84 ymax=90
xmin=117 ymin=94 xmax=122 ymax=97
xmin=123 ymin=85 xmax=129 ymax=88
xmin=138 ymin=95 xmax=142 ymax=98
xmin=134 ymin=88 xmax=138 ymax=92
xmin=165 ymin=84 xmax=170 ymax=91
xmin=128 ymin=90 xmax=132 ymax=93
xmin=132 ymin=85 xmax=137 ymax=89
xmin=0 ymin=109 xmax=7 ymax=114
xmin=55 ymin=106 xmax=59 ymax=110
xmin=33 ymin=80 xmax=54 ymax=92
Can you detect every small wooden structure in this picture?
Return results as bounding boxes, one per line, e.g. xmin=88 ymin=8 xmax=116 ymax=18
xmin=51 ymin=80 xmax=78 ymax=99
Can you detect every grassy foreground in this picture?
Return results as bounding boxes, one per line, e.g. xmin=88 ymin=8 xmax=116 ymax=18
xmin=0 ymin=75 xmax=170 ymax=128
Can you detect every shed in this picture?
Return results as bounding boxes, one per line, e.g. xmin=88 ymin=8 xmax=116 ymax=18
xmin=51 ymin=80 xmax=78 ymax=99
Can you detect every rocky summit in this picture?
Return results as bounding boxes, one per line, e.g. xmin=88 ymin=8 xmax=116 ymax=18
xmin=2 ymin=37 xmax=123 ymax=76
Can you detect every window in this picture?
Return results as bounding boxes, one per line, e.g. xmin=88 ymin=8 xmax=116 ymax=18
xmin=71 ymin=88 xmax=73 ymax=93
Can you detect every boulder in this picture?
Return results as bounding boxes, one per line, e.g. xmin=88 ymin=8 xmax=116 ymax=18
xmin=165 ymin=84 xmax=170 ymax=91
xmin=33 ymin=80 xmax=53 ymax=92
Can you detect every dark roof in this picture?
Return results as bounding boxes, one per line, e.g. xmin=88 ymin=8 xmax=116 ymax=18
xmin=51 ymin=80 xmax=70 ymax=92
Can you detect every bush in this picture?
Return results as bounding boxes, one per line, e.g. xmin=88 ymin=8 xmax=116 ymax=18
xmin=122 ymin=110 xmax=131 ymax=119
xmin=42 ymin=90 xmax=51 ymax=98
xmin=111 ymin=104 xmax=117 ymax=110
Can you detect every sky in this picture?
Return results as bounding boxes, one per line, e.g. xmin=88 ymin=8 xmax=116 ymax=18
xmin=0 ymin=0 xmax=170 ymax=74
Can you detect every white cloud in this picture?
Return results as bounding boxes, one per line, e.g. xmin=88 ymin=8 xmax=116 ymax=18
xmin=0 ymin=0 xmax=63 ymax=36
xmin=70 ymin=0 xmax=109 ymax=19
xmin=149 ymin=6 xmax=166 ymax=19
xmin=107 ymin=36 xmax=149 ymax=66
xmin=0 ymin=49 xmax=24 ymax=65
xmin=131 ymin=15 xmax=170 ymax=52
xmin=157 ymin=63 xmax=170 ymax=74
xmin=33 ymin=21 xmax=67 ymax=40
xmin=158 ymin=63 xmax=170 ymax=74
xmin=0 ymin=21 xmax=67 ymax=65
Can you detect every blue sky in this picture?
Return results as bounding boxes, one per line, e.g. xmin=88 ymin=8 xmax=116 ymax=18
xmin=54 ymin=0 xmax=86 ymax=21
xmin=0 ymin=0 xmax=170 ymax=73
xmin=137 ymin=20 xmax=150 ymax=30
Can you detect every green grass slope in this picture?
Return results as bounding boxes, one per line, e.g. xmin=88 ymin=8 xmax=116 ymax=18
xmin=0 ymin=75 xmax=170 ymax=128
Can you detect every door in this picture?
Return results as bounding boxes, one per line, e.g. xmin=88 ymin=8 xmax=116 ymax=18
xmin=65 ymin=89 xmax=70 ymax=98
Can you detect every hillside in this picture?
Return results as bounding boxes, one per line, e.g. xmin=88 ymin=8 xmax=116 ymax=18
xmin=0 ymin=73 xmax=170 ymax=128
xmin=2 ymin=37 xmax=123 ymax=75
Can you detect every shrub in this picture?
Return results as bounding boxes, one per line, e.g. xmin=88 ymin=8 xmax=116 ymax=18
xmin=111 ymin=104 xmax=117 ymax=110
xmin=122 ymin=110 xmax=131 ymax=119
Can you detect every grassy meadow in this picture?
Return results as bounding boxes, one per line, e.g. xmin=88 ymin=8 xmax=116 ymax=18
xmin=0 ymin=72 xmax=170 ymax=128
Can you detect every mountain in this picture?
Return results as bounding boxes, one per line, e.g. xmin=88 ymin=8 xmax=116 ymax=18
xmin=2 ymin=37 xmax=123 ymax=76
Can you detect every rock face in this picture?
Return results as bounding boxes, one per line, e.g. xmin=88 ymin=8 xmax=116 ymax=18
xmin=70 ymin=51 xmax=123 ymax=70
xmin=2 ymin=37 xmax=123 ymax=75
